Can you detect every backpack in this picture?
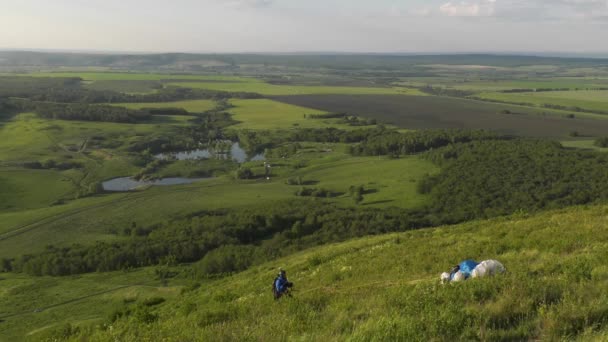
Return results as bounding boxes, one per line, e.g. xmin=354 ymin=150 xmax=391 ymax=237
xmin=272 ymin=276 xmax=280 ymax=299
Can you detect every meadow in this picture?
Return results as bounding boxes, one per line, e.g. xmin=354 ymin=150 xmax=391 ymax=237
xmin=51 ymin=203 xmax=608 ymax=341
xmin=115 ymin=99 xmax=216 ymax=113
xmin=0 ymin=149 xmax=435 ymax=259
xmin=167 ymin=81 xmax=424 ymax=96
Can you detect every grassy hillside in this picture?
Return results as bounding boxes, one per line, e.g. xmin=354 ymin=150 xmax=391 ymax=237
xmin=48 ymin=204 xmax=608 ymax=341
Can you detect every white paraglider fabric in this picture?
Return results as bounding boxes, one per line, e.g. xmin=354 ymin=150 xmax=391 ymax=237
xmin=452 ymin=271 xmax=466 ymax=282
xmin=471 ymin=259 xmax=506 ymax=278
xmin=440 ymin=259 xmax=506 ymax=283
xmin=440 ymin=272 xmax=451 ymax=283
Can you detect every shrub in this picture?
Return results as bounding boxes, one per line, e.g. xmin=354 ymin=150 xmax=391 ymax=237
xmin=235 ymin=167 xmax=254 ymax=179
xmin=594 ymin=136 xmax=608 ymax=148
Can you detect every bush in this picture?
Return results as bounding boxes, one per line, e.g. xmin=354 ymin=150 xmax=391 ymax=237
xmin=235 ymin=167 xmax=254 ymax=180
xmin=594 ymin=136 xmax=608 ymax=148
xmin=195 ymin=245 xmax=256 ymax=276
xmin=142 ymin=297 xmax=166 ymax=307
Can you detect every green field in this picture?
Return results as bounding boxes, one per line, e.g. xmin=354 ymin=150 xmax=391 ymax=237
xmin=25 ymin=72 xmax=250 ymax=82
xmin=116 ymin=99 xmax=216 ymax=113
xmin=291 ymin=155 xmax=437 ymax=208
xmin=561 ymin=139 xmax=608 ymax=152
xmin=397 ymin=77 xmax=608 ymax=92
xmin=0 ymin=169 xmax=76 ymax=211
xmin=168 ymin=81 xmax=423 ymax=96
xmin=228 ymin=99 xmax=330 ymax=129
xmin=26 ymin=204 xmax=608 ymax=341
xmin=0 ymin=113 xmax=183 ymax=162
xmin=0 ymin=150 xmax=435 ymax=258
xmin=84 ymin=80 xmax=162 ymax=94
xmin=0 ymin=268 xmax=190 ymax=341
xmin=476 ymin=90 xmax=608 ymax=113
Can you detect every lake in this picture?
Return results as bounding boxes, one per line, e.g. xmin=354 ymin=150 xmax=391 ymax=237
xmin=155 ymin=142 xmax=265 ymax=163
xmin=102 ymin=177 xmax=208 ymax=192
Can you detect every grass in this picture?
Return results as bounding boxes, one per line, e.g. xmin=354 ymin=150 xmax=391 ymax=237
xmin=0 ymin=169 xmax=76 ymax=212
xmin=84 ymin=80 xmax=161 ymax=94
xmin=0 ymin=151 xmax=433 ymax=259
xmin=291 ymin=155 xmax=437 ymax=208
xmin=0 ymin=268 xmax=191 ymax=341
xmin=115 ymin=99 xmax=216 ymax=113
xmin=47 ymin=203 xmax=608 ymax=341
xmin=561 ymin=139 xmax=608 ymax=152
xmin=168 ymin=80 xmax=424 ymax=96
xmin=24 ymin=72 xmax=250 ymax=82
xmin=397 ymin=77 xmax=608 ymax=92
xmin=476 ymin=90 xmax=608 ymax=114
xmin=0 ymin=113 xmax=183 ymax=162
xmin=228 ymin=99 xmax=332 ymax=130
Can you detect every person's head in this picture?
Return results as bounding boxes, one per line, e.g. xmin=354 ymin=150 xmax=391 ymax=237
xmin=279 ymin=268 xmax=286 ymax=276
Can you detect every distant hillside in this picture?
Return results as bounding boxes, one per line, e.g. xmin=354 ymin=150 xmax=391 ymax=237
xmin=2 ymin=51 xmax=608 ymax=73
xmin=63 ymin=204 xmax=608 ymax=341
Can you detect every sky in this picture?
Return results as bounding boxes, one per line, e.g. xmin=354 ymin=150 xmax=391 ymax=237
xmin=1 ymin=0 xmax=607 ymax=54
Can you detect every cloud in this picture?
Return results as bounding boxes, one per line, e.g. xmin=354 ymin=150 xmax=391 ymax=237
xmin=431 ymin=0 xmax=608 ymax=21
xmin=439 ymin=0 xmax=496 ymax=17
xmin=224 ymin=0 xmax=274 ymax=9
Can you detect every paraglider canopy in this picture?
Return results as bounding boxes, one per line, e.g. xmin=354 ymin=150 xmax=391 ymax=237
xmin=458 ymin=260 xmax=479 ymax=278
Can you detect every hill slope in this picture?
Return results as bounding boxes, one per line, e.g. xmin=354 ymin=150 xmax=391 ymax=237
xmin=56 ymin=205 xmax=608 ymax=340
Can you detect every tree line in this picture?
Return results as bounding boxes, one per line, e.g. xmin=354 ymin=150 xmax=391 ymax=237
xmin=349 ymin=129 xmax=507 ymax=156
xmin=0 ymin=201 xmax=429 ymax=276
xmin=11 ymin=99 xmax=150 ymax=123
xmin=0 ymin=76 xmax=262 ymax=104
xmin=419 ymin=139 xmax=608 ymax=223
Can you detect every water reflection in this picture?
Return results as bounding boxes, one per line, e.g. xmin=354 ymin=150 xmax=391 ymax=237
xmin=155 ymin=142 xmax=265 ymax=163
xmin=102 ymin=177 xmax=208 ymax=192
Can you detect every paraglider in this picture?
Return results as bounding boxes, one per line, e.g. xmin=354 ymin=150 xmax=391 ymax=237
xmin=441 ymin=259 xmax=505 ymax=283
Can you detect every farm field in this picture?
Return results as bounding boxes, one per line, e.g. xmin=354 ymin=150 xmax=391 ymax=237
xmin=227 ymin=99 xmax=363 ymax=130
xmin=396 ymin=77 xmax=608 ymax=92
xmin=272 ymin=94 xmax=608 ymax=137
xmin=25 ymin=72 xmax=251 ymax=82
xmin=475 ymin=90 xmax=608 ymax=113
xmin=167 ymin=81 xmax=423 ymax=96
xmin=84 ymin=80 xmax=162 ymax=94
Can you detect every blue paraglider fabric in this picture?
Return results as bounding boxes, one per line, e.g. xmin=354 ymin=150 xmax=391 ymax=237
xmin=459 ymin=260 xmax=479 ymax=279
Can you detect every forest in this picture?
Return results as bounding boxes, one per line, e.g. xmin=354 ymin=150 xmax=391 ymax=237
xmin=0 ymin=76 xmax=262 ymax=104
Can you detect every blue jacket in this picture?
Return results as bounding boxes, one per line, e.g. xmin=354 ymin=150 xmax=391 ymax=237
xmin=275 ymin=275 xmax=289 ymax=293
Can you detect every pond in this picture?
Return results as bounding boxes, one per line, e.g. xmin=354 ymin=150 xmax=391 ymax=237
xmin=102 ymin=177 xmax=208 ymax=192
xmin=155 ymin=142 xmax=265 ymax=163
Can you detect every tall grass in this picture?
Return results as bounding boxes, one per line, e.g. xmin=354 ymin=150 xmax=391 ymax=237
xmin=68 ymin=204 xmax=608 ymax=341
